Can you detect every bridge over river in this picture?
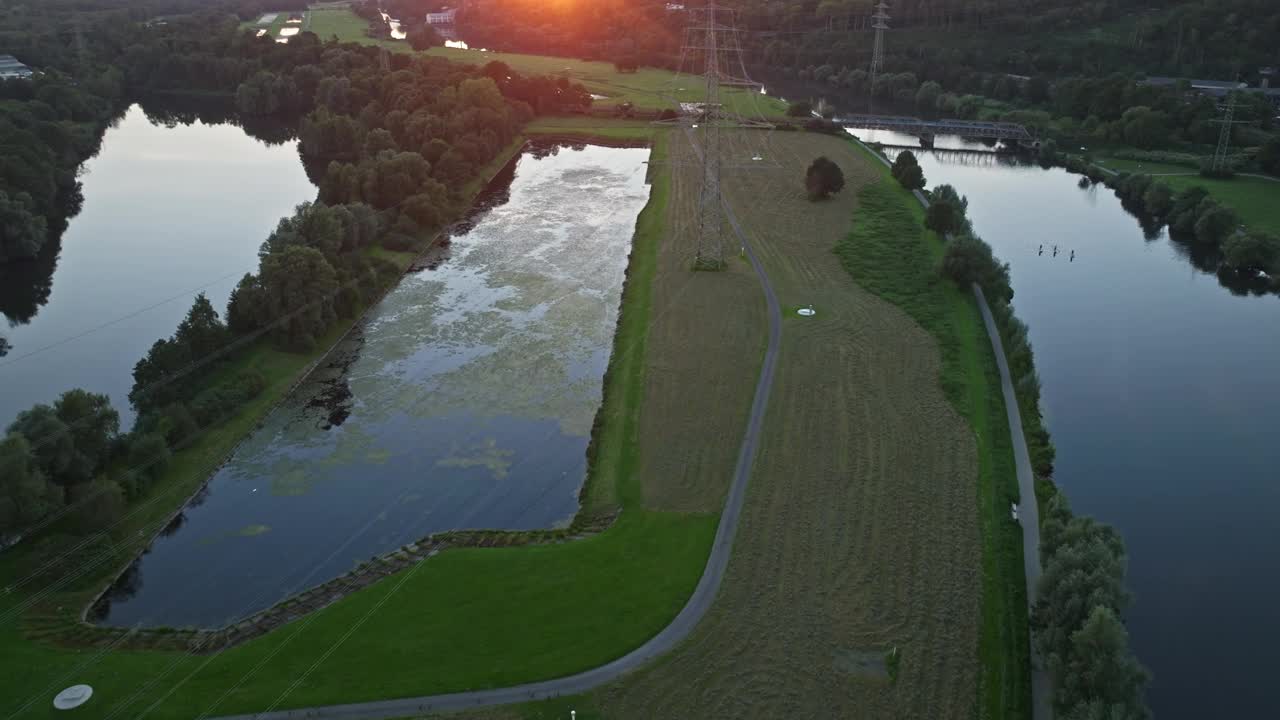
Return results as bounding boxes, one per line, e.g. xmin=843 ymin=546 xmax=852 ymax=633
xmin=834 ymin=114 xmax=1037 ymax=144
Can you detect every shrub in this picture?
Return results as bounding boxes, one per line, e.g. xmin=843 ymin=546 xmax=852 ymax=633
xmin=891 ymin=150 xmax=926 ymax=190
xmin=1198 ymin=160 xmax=1236 ymax=179
xmin=804 ymin=156 xmax=845 ymax=200
xmin=786 ymin=100 xmax=813 ymax=117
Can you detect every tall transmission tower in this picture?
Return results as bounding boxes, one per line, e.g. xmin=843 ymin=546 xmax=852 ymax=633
xmin=1211 ymin=89 xmax=1244 ymax=173
xmin=663 ymin=0 xmax=773 ymax=270
xmin=869 ymin=0 xmax=890 ymax=95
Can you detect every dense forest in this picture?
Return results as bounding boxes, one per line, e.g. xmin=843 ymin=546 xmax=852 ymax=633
xmin=422 ymin=0 xmax=1278 ymax=82
xmin=0 ymin=0 xmax=588 ymax=539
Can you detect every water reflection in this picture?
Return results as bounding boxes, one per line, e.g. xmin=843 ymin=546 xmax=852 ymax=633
xmin=0 ymin=103 xmax=315 ymax=428
xmin=91 ymin=141 xmax=653 ymax=630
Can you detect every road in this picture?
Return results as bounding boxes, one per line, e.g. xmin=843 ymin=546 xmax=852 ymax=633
xmin=214 ymin=134 xmax=784 ymax=720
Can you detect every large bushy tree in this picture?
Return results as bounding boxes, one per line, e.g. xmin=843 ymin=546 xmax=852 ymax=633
xmin=926 ymin=184 xmax=969 ymax=236
xmin=805 ymin=156 xmax=845 ymax=200
xmin=891 ymin=150 xmax=926 ymax=191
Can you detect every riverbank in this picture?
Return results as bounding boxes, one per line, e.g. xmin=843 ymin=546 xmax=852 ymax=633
xmin=834 ymin=145 xmax=1033 ymax=720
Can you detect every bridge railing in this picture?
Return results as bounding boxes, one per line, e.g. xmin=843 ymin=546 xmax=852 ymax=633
xmin=833 ymin=114 xmax=1034 ymax=141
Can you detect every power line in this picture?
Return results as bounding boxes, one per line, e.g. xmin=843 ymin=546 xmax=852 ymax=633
xmin=662 ymin=0 xmax=774 ymax=270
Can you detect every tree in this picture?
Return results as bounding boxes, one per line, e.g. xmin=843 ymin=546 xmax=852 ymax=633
xmin=1222 ymin=231 xmax=1280 ymax=273
xmin=123 ymin=431 xmax=170 ymax=499
xmin=915 ymin=80 xmax=942 ymax=110
xmin=1120 ymin=106 xmax=1170 ymax=150
xmin=0 ymin=190 xmax=48 ymax=262
xmin=130 ymin=295 xmax=229 ymax=412
xmin=805 ymin=156 xmax=845 ymax=200
xmin=0 ymin=434 xmax=61 ymax=532
xmin=7 ymin=404 xmax=75 ymax=486
xmin=174 ymin=294 xmax=230 ymax=360
xmin=1059 ymin=606 xmax=1151 ymax=719
xmin=787 ymin=100 xmax=813 ymax=118
xmin=258 ymin=245 xmax=339 ymax=350
xmin=363 ymin=128 xmax=397 ymax=156
xmin=53 ymin=389 xmax=119 ymax=482
xmin=926 ymin=184 xmax=969 ymax=236
xmin=940 ymin=233 xmax=1011 ymax=300
xmin=1259 ymin=138 xmax=1280 ymax=176
xmin=1141 ymin=182 xmax=1174 ymax=219
xmin=406 ymin=24 xmax=442 ymax=51
xmin=1193 ymin=203 xmax=1238 ymax=247
xmin=67 ymin=478 xmax=125 ymax=533
xmin=891 ymin=150 xmax=926 ymax=191
xmin=1168 ymin=187 xmax=1210 ymax=235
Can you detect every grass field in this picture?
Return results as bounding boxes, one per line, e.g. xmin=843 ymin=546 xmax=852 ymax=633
xmin=1158 ymin=173 xmax=1280 ymax=236
xmin=581 ymin=131 xmax=990 ymax=718
xmin=0 ymin=131 xmax=743 ymax=719
xmin=1093 ymin=157 xmax=1198 ymax=175
xmin=1091 ymin=156 xmax=1280 ymax=235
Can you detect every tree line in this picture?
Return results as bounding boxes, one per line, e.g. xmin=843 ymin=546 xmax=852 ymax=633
xmin=1090 ymin=166 xmax=1280 ymax=294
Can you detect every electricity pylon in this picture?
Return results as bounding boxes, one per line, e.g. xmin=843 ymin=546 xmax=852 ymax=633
xmin=869 ymin=0 xmax=890 ymax=98
xmin=1211 ymin=88 xmax=1248 ymax=173
xmin=662 ymin=0 xmax=774 ymax=270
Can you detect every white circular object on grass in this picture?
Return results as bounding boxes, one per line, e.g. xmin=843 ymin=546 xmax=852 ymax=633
xmin=797 ymin=307 xmax=816 ymax=317
xmin=53 ymin=685 xmax=93 ymax=710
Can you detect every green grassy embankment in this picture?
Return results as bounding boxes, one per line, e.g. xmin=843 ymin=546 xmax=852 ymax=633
xmin=835 ymin=149 xmax=1032 ymax=720
xmin=524 ymin=117 xmax=656 ymax=142
xmin=0 ymin=132 xmax=721 ymax=720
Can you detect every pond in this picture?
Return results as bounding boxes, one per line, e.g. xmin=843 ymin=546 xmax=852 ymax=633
xmin=849 ymin=128 xmax=1280 ymax=719
xmin=90 ymin=140 xmax=653 ymax=630
xmin=0 ymin=103 xmax=316 ymax=429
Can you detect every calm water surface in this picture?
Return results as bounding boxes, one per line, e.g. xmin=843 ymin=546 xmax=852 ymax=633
xmin=0 ymin=104 xmax=315 ymax=428
xmin=93 ymin=142 xmax=652 ymax=629
xmin=852 ymin=129 xmax=1280 ymax=718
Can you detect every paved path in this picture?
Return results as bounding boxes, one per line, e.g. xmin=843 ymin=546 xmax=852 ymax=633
xmin=855 ymin=137 xmax=1053 ymax=720
xmin=973 ymin=285 xmax=1052 ymax=720
xmin=214 ymin=135 xmax=784 ymax=720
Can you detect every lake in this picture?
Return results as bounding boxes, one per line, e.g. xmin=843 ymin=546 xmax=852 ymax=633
xmin=0 ymin=103 xmax=316 ymax=429
xmin=850 ymin=128 xmax=1280 ymax=719
xmin=91 ymin=141 xmax=653 ymax=630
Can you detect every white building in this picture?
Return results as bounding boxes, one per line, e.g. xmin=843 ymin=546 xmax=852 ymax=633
xmin=426 ymin=8 xmax=457 ymax=24
xmin=0 ymin=54 xmax=33 ymax=80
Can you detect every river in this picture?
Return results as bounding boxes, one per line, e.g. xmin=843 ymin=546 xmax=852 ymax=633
xmin=849 ymin=128 xmax=1280 ymax=719
xmin=91 ymin=140 xmax=653 ymax=630
xmin=0 ymin=103 xmax=315 ymax=429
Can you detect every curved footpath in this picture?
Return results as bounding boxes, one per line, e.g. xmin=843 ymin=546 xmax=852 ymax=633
xmin=215 ymin=165 xmax=785 ymax=719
